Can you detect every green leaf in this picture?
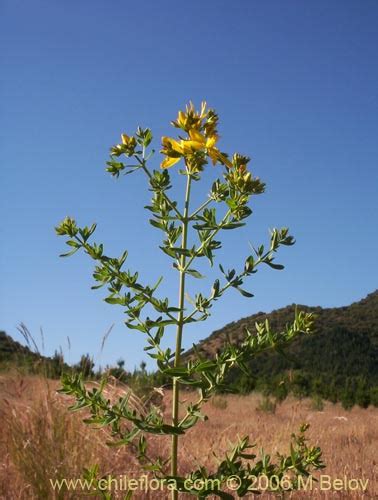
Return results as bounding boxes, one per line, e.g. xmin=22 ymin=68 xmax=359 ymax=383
xmin=266 ymin=262 xmax=284 ymax=270
xmin=163 ymin=367 xmax=189 ymax=377
xmin=104 ymin=296 xmax=125 ymax=305
xmin=124 ymin=322 xmax=146 ymax=333
xmin=236 ymin=287 xmax=254 ymax=298
xmin=195 ymin=360 xmax=217 ymax=372
xmin=149 ymin=219 xmax=165 ymax=230
xmin=66 ymin=240 xmax=80 ymax=248
xmin=159 ymin=246 xmax=177 ymax=258
xmin=222 ymin=222 xmax=245 ymax=230
xmin=186 ymin=268 xmax=205 ymax=279
xmin=59 ymin=248 xmax=79 ymax=257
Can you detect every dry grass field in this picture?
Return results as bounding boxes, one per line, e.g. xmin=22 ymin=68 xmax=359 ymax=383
xmin=0 ymin=373 xmax=377 ymax=499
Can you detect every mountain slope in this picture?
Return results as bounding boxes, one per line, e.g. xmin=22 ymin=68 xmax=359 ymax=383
xmin=185 ymin=291 xmax=378 ymax=405
xmin=0 ymin=330 xmax=69 ymax=376
xmin=0 ymin=330 xmax=39 ymax=361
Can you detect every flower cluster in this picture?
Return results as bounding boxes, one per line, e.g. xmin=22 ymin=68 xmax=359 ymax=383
xmin=110 ymin=133 xmax=137 ymax=157
xmin=160 ymin=101 xmax=232 ymax=172
xmin=55 ymin=216 xmax=78 ymax=237
xmin=226 ymin=154 xmax=265 ymax=196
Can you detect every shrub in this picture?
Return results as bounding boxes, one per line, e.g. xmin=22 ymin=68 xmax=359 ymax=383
xmin=56 ymin=101 xmax=324 ymax=498
xmin=310 ymin=395 xmax=324 ymax=412
xmin=256 ymin=396 xmax=277 ymax=414
xmin=210 ymin=396 xmax=228 ymax=410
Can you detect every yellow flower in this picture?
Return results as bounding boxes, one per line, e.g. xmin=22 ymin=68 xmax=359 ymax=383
xmin=161 ymin=156 xmax=181 ymax=169
xmin=121 ymin=133 xmax=131 ymax=145
xmin=160 ymin=128 xmax=232 ymax=169
xmin=160 ymin=137 xmax=184 ymax=169
xmin=171 ymin=101 xmax=208 ymax=132
xmin=185 ymin=129 xmax=232 ymax=168
xmin=161 ymin=102 xmax=232 ymax=169
xmin=162 ymin=137 xmax=184 ymax=154
xmin=110 ymin=133 xmax=136 ymax=157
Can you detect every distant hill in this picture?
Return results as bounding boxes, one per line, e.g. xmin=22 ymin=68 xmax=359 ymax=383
xmin=0 ymin=330 xmax=38 ymax=361
xmin=184 ymin=291 xmax=378 ymax=407
xmin=2 ymin=291 xmax=378 ymax=407
xmin=0 ymin=329 xmax=69 ymax=377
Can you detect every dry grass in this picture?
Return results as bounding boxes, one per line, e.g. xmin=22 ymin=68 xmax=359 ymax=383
xmin=173 ymin=392 xmax=378 ymax=498
xmin=0 ymin=374 xmax=377 ymax=499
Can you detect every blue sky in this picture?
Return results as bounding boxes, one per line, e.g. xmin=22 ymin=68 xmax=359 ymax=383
xmin=1 ymin=0 xmax=377 ymax=370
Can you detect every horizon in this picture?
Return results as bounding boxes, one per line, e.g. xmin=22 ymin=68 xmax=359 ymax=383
xmin=2 ymin=287 xmax=377 ymax=371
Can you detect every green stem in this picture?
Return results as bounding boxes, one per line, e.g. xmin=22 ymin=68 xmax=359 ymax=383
xmin=135 ymin=154 xmax=183 ymax=220
xmin=171 ymin=172 xmax=192 ymax=499
xmin=76 ymin=237 xmax=177 ymax=323
xmin=189 ymin=196 xmax=212 ymax=219
xmin=183 ymin=249 xmax=274 ymax=323
xmin=183 ymin=278 xmax=236 ymax=324
xmin=182 ymin=209 xmax=231 ymax=272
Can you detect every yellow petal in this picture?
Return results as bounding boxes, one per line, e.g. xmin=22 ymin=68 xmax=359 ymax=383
xmin=161 ymin=137 xmax=183 ymax=154
xmin=161 ymin=156 xmax=181 ymax=169
xmin=182 ymin=140 xmax=203 ymax=153
xmin=211 ymin=149 xmax=232 ymax=168
xmin=187 ymin=101 xmax=194 ymax=113
xmin=170 ymin=140 xmax=184 ymax=154
xmin=121 ymin=134 xmax=130 ymax=144
xmin=188 ymin=129 xmax=206 ymax=144
xmin=178 ymin=111 xmax=186 ymax=123
xmin=208 ymin=150 xmax=219 ymax=166
xmin=219 ymin=153 xmax=233 ymax=168
xmin=206 ymin=135 xmax=218 ymax=148
xmin=200 ymin=101 xmax=207 ymax=117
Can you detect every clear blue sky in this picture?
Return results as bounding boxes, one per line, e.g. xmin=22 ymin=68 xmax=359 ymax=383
xmin=1 ymin=0 xmax=377 ymax=370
